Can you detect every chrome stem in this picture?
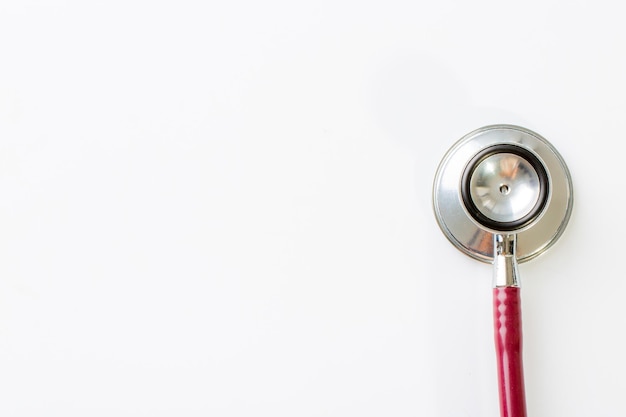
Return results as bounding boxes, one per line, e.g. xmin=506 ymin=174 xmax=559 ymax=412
xmin=493 ymin=234 xmax=520 ymax=288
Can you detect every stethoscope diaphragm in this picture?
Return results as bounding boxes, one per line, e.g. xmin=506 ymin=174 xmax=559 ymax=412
xmin=433 ymin=124 xmax=573 ymax=263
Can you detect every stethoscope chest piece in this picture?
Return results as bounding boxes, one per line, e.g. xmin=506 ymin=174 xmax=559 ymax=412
xmin=433 ymin=125 xmax=573 ymax=263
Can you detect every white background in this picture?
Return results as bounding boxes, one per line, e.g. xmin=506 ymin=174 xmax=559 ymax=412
xmin=0 ymin=1 xmax=624 ymax=416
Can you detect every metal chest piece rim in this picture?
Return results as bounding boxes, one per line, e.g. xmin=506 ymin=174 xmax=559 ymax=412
xmin=432 ymin=124 xmax=573 ymax=263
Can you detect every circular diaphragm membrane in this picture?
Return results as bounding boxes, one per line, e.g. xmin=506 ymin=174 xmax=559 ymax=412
xmin=432 ymin=125 xmax=573 ymax=263
xmin=461 ymin=145 xmax=550 ymax=232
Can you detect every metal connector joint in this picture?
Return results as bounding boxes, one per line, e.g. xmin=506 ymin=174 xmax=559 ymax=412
xmin=493 ymin=234 xmax=520 ymax=288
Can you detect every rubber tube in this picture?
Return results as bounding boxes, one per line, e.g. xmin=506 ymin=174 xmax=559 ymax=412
xmin=494 ymin=287 xmax=527 ymax=417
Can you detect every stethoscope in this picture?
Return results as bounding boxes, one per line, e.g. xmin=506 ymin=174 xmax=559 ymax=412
xmin=432 ymin=125 xmax=573 ymax=417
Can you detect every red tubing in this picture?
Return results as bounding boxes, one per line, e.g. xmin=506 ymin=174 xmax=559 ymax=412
xmin=493 ymin=287 xmax=527 ymax=417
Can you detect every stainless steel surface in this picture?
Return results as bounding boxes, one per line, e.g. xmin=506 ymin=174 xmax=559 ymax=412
xmin=469 ymin=153 xmax=541 ymax=223
xmin=432 ymin=125 xmax=573 ymax=263
xmin=493 ymin=234 xmax=520 ymax=287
